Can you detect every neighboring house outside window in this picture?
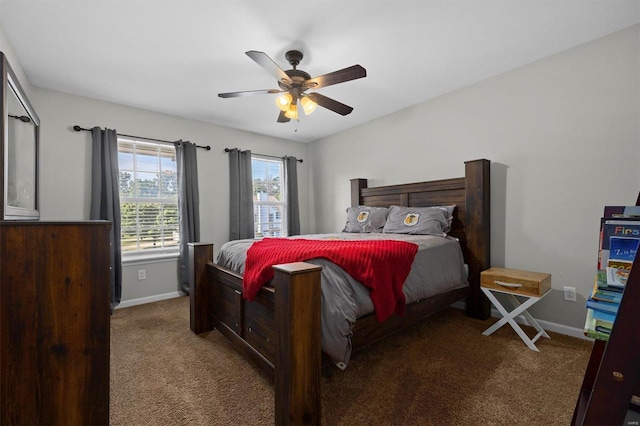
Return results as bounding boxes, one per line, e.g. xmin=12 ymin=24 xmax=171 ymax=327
xmin=118 ymin=137 xmax=179 ymax=257
xmin=252 ymin=155 xmax=286 ymax=238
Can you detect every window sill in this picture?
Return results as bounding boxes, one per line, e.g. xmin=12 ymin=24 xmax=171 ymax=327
xmin=122 ymin=251 xmax=180 ymax=266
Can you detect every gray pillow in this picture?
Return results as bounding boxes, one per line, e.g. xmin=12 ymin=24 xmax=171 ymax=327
xmin=382 ymin=205 xmax=455 ymax=236
xmin=343 ymin=206 xmax=389 ymax=233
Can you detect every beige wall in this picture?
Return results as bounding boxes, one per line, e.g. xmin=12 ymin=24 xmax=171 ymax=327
xmin=308 ymin=25 xmax=640 ymax=329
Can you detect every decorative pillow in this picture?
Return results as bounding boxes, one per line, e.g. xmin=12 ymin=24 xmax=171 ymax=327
xmin=343 ymin=206 xmax=389 ymax=233
xmin=434 ymin=205 xmax=456 ymax=232
xmin=382 ymin=205 xmax=455 ymax=236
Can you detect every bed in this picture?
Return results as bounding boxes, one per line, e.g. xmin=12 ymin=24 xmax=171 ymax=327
xmin=189 ymin=158 xmax=491 ymax=425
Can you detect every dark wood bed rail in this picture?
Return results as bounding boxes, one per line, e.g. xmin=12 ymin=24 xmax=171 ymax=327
xmin=189 ymin=158 xmax=491 ymax=425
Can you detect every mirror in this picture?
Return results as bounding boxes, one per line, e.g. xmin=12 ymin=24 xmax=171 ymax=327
xmin=1 ymin=52 xmax=39 ymax=220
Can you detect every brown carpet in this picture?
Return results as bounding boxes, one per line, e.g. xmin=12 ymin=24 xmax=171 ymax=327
xmin=110 ymin=296 xmax=592 ymax=425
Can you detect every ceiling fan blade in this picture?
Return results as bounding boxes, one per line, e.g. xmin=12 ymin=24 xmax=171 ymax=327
xmin=246 ymin=51 xmax=292 ymax=85
xmin=307 ymin=93 xmax=354 ymax=116
xmin=218 ymin=89 xmax=282 ymax=98
xmin=304 ymin=65 xmax=366 ymax=89
xmin=277 ymin=111 xmax=291 ymax=123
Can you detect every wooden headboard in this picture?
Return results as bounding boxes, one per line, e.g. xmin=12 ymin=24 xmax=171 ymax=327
xmin=350 ymin=159 xmax=491 ymax=319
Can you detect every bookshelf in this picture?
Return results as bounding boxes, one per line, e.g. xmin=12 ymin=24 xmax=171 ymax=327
xmin=571 ymin=205 xmax=640 ymax=425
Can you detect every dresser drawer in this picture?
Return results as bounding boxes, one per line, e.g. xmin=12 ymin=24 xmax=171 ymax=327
xmin=481 ymin=267 xmax=551 ymax=297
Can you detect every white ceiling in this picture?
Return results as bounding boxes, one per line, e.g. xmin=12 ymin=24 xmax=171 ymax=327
xmin=0 ymin=1 xmax=638 ymax=143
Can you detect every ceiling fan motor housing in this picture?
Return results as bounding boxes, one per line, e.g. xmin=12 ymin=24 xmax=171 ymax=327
xmin=279 ymin=69 xmax=311 ymax=91
xmin=279 ymin=50 xmax=312 ymax=93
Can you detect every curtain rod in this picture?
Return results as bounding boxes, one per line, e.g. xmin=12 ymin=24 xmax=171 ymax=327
xmin=72 ymin=125 xmax=211 ymax=150
xmin=224 ymin=147 xmax=303 ymax=163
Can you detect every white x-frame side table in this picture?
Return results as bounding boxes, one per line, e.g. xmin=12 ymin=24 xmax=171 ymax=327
xmin=481 ymin=286 xmax=551 ymax=351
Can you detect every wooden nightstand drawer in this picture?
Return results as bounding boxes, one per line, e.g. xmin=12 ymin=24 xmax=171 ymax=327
xmin=481 ymin=267 xmax=551 ymax=297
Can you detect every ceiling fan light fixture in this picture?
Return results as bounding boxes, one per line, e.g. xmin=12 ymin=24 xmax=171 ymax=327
xmin=276 ymin=93 xmax=293 ymax=111
xmin=300 ymin=96 xmax=317 ymax=115
xmin=284 ymin=102 xmax=299 ymax=120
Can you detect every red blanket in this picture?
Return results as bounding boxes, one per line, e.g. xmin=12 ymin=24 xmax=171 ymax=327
xmin=243 ymin=238 xmax=418 ymax=322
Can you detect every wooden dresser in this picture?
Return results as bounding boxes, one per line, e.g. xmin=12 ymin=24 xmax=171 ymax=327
xmin=0 ymin=221 xmax=111 ymax=425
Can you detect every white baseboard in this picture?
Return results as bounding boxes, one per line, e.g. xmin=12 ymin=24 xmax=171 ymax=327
xmin=534 ymin=317 xmax=590 ymax=340
xmin=451 ymin=301 xmax=590 ymax=341
xmin=115 ymin=295 xmax=590 ymax=340
xmin=116 ymin=291 xmax=185 ymax=309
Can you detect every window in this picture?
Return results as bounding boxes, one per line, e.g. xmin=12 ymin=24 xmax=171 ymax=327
xmin=252 ymin=156 xmax=286 ymax=238
xmin=118 ymin=137 xmax=179 ymax=256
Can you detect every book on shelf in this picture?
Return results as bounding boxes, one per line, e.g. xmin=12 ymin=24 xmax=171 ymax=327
xmin=590 ymin=307 xmax=616 ymax=325
xmin=606 ymin=259 xmax=632 ymax=287
xmin=603 ymin=205 xmax=640 ymax=218
xmin=590 ymin=286 xmax=623 ymax=303
xmin=594 ymin=325 xmax=612 ymax=335
xmin=609 ymin=236 xmax=640 ymax=261
xmin=594 ymin=269 xmax=625 ymax=291
xmin=585 ymin=297 xmax=619 ymax=315
xmin=590 ymin=275 xmax=621 ymax=306
xmin=584 ymin=309 xmax=611 ymax=341
xmin=598 ymin=219 xmax=640 ymax=270
xmin=604 ymin=236 xmax=638 ymax=287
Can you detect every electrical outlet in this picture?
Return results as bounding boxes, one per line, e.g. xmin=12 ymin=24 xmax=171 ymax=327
xmin=563 ymin=286 xmax=577 ymax=302
xmin=138 ymin=269 xmax=146 ymax=280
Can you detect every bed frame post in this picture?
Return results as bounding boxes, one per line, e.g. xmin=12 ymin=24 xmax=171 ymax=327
xmin=189 ymin=242 xmax=214 ymax=334
xmin=273 ymin=262 xmax=323 ymax=426
xmin=464 ymin=159 xmax=491 ymax=320
xmin=350 ymin=178 xmax=367 ymax=207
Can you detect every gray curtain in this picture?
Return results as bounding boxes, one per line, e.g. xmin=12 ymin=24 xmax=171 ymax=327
xmin=285 ymin=156 xmax=301 ymax=236
xmin=90 ymin=127 xmax=122 ymax=311
xmin=175 ymin=141 xmax=200 ymax=294
xmin=228 ymin=148 xmax=254 ymax=240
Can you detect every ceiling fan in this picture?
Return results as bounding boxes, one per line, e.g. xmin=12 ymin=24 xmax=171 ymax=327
xmin=218 ymin=50 xmax=366 ymax=123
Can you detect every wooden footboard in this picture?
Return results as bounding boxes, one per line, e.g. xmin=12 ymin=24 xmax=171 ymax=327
xmin=189 ymin=243 xmax=323 ymax=424
xmin=189 ymin=158 xmax=491 ymax=425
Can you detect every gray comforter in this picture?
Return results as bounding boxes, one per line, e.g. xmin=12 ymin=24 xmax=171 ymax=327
xmin=216 ymin=233 xmax=467 ymax=368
